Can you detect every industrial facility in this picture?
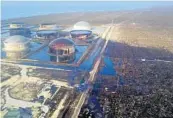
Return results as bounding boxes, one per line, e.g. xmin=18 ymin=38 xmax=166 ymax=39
xmin=3 ymin=35 xmax=31 ymax=59
xmin=2 ymin=3 xmax=173 ymax=118
xmin=1 ymin=20 xmax=107 ymax=118
xmin=38 ymin=23 xmax=60 ymax=31
xmin=34 ymin=23 xmax=61 ymax=42
xmin=48 ymin=37 xmax=75 ymax=63
xmin=70 ymin=21 xmax=93 ymax=41
xmin=1 ymin=21 xmax=102 ymax=63
xmin=9 ymin=22 xmax=31 ymax=38
xmin=35 ymin=30 xmax=58 ymax=41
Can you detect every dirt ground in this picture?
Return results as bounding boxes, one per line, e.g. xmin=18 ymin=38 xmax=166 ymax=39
xmin=9 ymin=82 xmax=43 ymax=101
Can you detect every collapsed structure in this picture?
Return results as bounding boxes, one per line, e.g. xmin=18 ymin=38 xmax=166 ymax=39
xmin=48 ymin=38 xmax=75 ymax=63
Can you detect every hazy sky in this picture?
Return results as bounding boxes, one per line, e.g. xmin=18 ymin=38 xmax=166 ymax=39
xmin=2 ymin=1 xmax=173 ymax=20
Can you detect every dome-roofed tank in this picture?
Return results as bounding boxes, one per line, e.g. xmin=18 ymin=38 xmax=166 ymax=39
xmin=48 ymin=38 xmax=75 ymax=63
xmin=38 ymin=23 xmax=60 ymax=31
xmin=3 ymin=35 xmax=30 ymax=59
xmin=36 ymin=30 xmax=58 ymax=41
xmin=10 ymin=22 xmax=25 ymax=28
xmin=70 ymin=30 xmax=92 ymax=40
xmin=71 ymin=21 xmax=92 ymax=40
xmin=73 ymin=21 xmax=91 ymax=31
xmin=9 ymin=22 xmax=31 ymax=38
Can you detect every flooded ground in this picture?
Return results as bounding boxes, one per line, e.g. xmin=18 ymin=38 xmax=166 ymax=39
xmin=1 ymin=41 xmax=43 ymax=59
xmin=79 ymin=46 xmax=101 ymax=71
xmin=99 ymin=56 xmax=116 ymax=76
xmin=27 ymin=45 xmax=88 ymax=64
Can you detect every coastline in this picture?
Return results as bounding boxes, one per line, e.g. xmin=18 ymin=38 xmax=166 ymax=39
xmin=2 ymin=5 xmax=173 ymax=27
xmin=2 ymin=10 xmax=123 ymax=26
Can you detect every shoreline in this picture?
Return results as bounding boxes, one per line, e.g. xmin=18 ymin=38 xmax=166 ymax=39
xmin=1 ymin=10 xmax=126 ymax=26
xmin=1 ymin=10 xmax=119 ymax=21
xmin=2 ymin=5 xmax=173 ymax=26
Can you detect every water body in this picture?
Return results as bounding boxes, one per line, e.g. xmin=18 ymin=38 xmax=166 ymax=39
xmin=28 ymin=46 xmax=50 ymax=61
xmin=87 ymin=95 xmax=104 ymax=118
xmin=99 ymin=57 xmax=116 ymax=76
xmin=1 ymin=47 xmax=6 ymax=59
xmin=1 ymin=44 xmax=101 ymax=76
xmin=79 ymin=46 xmax=102 ymax=71
xmin=28 ymin=45 xmax=88 ymax=63
xmin=74 ymin=45 xmax=88 ymax=63
xmin=2 ymin=1 xmax=173 ymax=20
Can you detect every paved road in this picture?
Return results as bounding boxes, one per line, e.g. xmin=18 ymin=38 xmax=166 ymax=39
xmin=51 ymin=93 xmax=69 ymax=118
xmin=1 ymin=61 xmax=72 ymax=72
xmin=71 ymin=24 xmax=115 ymax=118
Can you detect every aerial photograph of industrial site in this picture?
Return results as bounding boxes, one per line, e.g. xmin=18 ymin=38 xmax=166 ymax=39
xmin=1 ymin=1 xmax=173 ymax=118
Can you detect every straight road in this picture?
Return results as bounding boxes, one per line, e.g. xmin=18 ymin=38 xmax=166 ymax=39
xmin=71 ymin=23 xmax=115 ymax=118
xmin=51 ymin=93 xmax=69 ymax=118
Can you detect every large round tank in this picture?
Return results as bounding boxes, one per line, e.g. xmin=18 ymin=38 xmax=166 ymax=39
xmin=9 ymin=22 xmax=31 ymax=38
xmin=38 ymin=23 xmax=60 ymax=31
xmin=3 ymin=35 xmax=30 ymax=59
xmin=70 ymin=30 xmax=92 ymax=40
xmin=48 ymin=38 xmax=75 ymax=63
xmin=70 ymin=21 xmax=92 ymax=40
xmin=9 ymin=22 xmax=25 ymax=29
xmin=73 ymin=21 xmax=91 ymax=31
xmin=36 ymin=30 xmax=58 ymax=41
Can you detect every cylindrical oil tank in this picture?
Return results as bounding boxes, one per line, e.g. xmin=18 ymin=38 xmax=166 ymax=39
xmin=48 ymin=38 xmax=75 ymax=63
xmin=9 ymin=23 xmax=31 ymax=38
xmin=3 ymin=35 xmax=30 ymax=59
